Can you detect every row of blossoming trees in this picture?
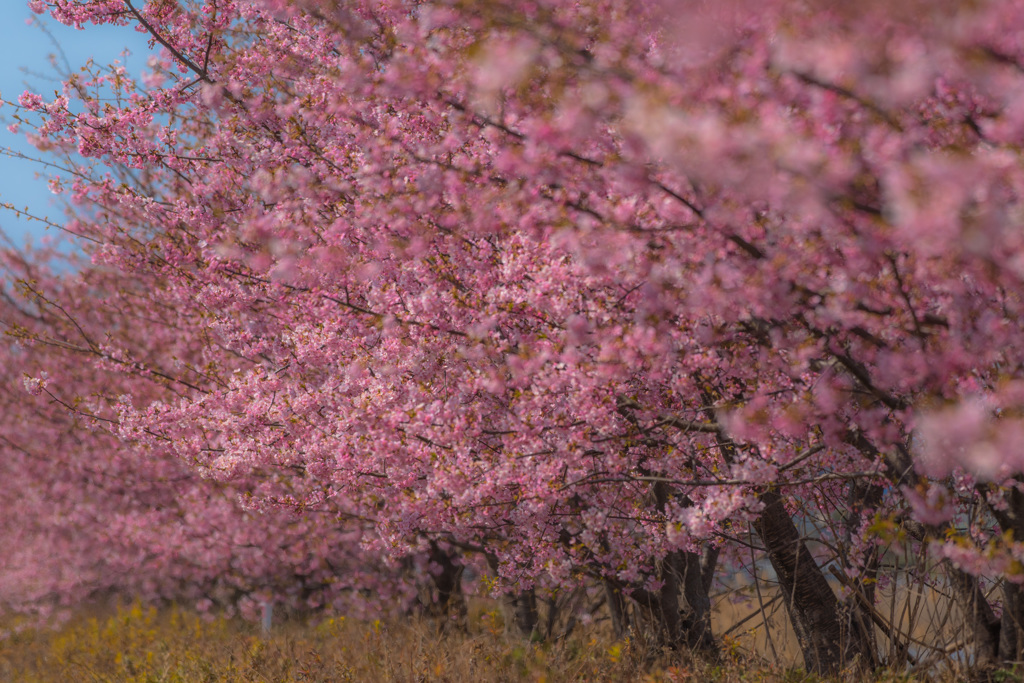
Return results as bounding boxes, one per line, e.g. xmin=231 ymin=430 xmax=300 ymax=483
xmin=3 ymin=0 xmax=1024 ymax=675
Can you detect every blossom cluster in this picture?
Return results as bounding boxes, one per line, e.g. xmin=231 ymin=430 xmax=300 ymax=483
xmin=5 ymin=0 xmax=1024 ymax=670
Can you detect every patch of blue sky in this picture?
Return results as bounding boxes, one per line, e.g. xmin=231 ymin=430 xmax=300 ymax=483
xmin=0 ymin=3 xmax=154 ymax=246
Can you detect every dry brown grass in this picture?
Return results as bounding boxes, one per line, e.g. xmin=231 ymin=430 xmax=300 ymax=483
xmin=0 ymin=595 xmax=996 ymax=682
xmin=0 ymin=602 xmax=660 ymax=683
xmin=711 ymin=573 xmax=985 ymax=679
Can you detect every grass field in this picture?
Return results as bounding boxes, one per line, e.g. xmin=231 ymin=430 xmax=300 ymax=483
xmin=0 ymin=598 xmax=980 ymax=683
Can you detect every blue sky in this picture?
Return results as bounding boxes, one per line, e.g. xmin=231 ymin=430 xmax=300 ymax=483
xmin=0 ymin=3 xmax=153 ymax=245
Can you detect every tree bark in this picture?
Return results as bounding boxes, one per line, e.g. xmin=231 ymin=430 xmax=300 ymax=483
xmin=839 ymin=481 xmax=884 ymax=668
xmin=637 ymin=480 xmax=717 ymax=653
xmin=1000 ymin=581 xmax=1024 ymax=663
xmin=753 ymin=490 xmax=870 ymax=674
xmin=680 ymin=548 xmax=716 ymax=651
xmin=484 ymin=554 xmax=539 ymax=638
xmin=984 ymin=481 xmax=1024 ymax=664
xmin=605 ymin=579 xmax=630 ymax=640
xmin=426 ymin=542 xmax=467 ymax=631
xmin=505 ymin=588 xmax=540 ymax=638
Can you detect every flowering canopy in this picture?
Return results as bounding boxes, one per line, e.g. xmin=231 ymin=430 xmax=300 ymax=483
xmin=6 ymin=0 xmax=1024 ymax=673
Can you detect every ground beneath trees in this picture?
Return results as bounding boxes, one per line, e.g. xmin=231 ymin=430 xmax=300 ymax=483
xmin=0 ymin=602 xmax=975 ymax=683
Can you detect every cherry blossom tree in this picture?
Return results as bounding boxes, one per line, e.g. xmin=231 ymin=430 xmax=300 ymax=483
xmin=6 ymin=0 xmax=1024 ymax=674
xmin=0 ymin=245 xmax=425 ymax=626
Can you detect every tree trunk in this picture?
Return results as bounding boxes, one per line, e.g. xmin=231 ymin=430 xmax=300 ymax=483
xmin=753 ymin=490 xmax=870 ymax=674
xmin=839 ymin=481 xmax=884 ymax=668
xmin=426 ymin=542 xmax=467 ymax=631
xmin=867 ymin=439 xmax=1004 ymax=671
xmin=605 ymin=580 xmax=630 ymax=640
xmin=654 ymin=551 xmax=686 ymax=649
xmin=995 ymin=484 xmax=1024 ymax=663
xmin=697 ymin=391 xmax=864 ymax=671
xmin=1000 ymin=581 xmax=1024 ymax=663
xmin=985 ymin=481 xmax=1024 ymax=665
xmin=612 ymin=549 xmax=716 ymax=654
xmin=680 ymin=549 xmax=716 ymax=651
xmin=505 ymin=588 xmax=540 ymax=638
xmin=484 ymin=555 xmax=539 ymax=638
xmin=634 ymin=479 xmax=717 ymax=653
xmin=701 ymin=544 xmax=720 ymax=594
